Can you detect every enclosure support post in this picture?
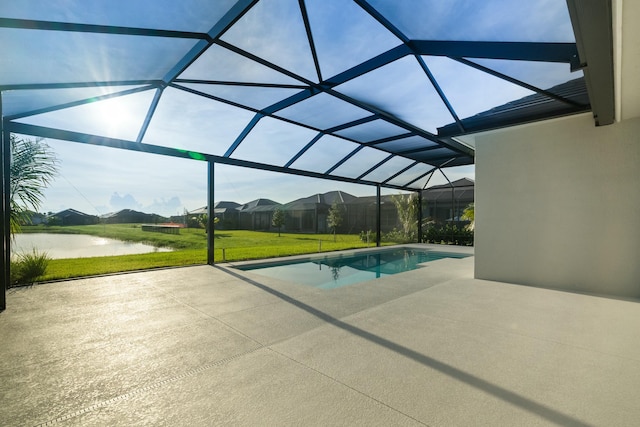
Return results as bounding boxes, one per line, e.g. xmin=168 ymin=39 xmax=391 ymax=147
xmin=417 ymin=191 xmax=423 ymax=243
xmin=439 ymin=168 xmax=455 ymax=243
xmin=376 ymin=185 xmax=381 ymax=247
xmin=207 ymin=160 xmax=215 ymax=265
xmin=1 ymin=109 xmax=10 ymax=310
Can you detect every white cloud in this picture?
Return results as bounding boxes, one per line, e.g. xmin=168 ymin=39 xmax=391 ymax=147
xmin=143 ymin=197 xmax=183 ymax=217
xmin=109 ymin=193 xmax=142 ymax=211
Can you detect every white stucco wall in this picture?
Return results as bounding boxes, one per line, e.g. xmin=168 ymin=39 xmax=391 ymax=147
xmin=475 ymin=114 xmax=640 ymax=298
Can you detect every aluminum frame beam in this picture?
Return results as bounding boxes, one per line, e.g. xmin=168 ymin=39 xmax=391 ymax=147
xmin=5 ymin=122 xmax=421 ymax=193
xmin=409 ymin=40 xmax=580 ymax=64
xmin=566 ymin=0 xmax=615 ymax=126
xmin=1 ymin=114 xmax=8 ymax=310
xmin=207 ymin=161 xmax=215 ymax=265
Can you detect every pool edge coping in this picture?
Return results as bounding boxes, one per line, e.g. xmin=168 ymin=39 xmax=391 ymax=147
xmin=221 ymin=243 xmax=474 ymax=270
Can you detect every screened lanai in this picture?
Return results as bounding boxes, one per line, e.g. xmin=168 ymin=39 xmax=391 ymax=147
xmin=1 ymin=1 xmax=614 ymax=308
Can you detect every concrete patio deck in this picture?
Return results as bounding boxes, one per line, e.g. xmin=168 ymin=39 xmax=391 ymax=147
xmin=2 ymin=247 xmax=640 ymax=426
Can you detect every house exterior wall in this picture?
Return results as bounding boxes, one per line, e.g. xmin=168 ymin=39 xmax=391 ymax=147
xmin=346 ymin=197 xmax=426 ymax=234
xmin=60 ymin=213 xmax=99 ymax=226
xmin=215 ymin=211 xmax=239 ymax=229
xmin=475 ymin=114 xmax=640 ymax=298
xmin=284 ymin=209 xmax=316 ymax=233
xmin=255 ymin=211 xmax=272 ymax=230
xmin=344 ymin=203 xmax=377 ymax=233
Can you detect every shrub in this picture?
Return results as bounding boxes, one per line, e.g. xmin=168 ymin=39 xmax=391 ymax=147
xmin=359 ymin=230 xmax=377 ymax=244
xmin=9 ymin=261 xmax=23 ymax=285
xmin=423 ymin=224 xmax=473 ymax=246
xmin=382 ymin=227 xmax=416 ymax=244
xmin=186 ymin=216 xmax=202 ymax=229
xmin=46 ymin=215 xmax=62 ymax=226
xmin=11 ymin=249 xmax=50 ymax=286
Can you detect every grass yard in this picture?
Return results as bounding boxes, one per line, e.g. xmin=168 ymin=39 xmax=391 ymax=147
xmin=43 ymin=249 xmax=206 ymax=281
xmin=18 ymin=225 xmax=391 ymax=282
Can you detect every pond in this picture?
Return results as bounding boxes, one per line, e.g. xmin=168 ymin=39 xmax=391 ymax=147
xmin=12 ymin=233 xmax=172 ymax=260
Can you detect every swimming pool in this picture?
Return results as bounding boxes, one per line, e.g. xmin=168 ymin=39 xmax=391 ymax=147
xmin=235 ymin=247 xmax=471 ymax=289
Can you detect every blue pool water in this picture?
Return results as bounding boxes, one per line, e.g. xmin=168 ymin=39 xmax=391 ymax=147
xmin=236 ymin=248 xmax=470 ymax=289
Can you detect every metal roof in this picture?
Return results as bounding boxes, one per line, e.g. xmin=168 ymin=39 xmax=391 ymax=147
xmin=0 ymin=1 xmax=608 ymax=192
xmin=239 ymin=198 xmax=281 ymax=212
xmin=437 ymin=78 xmax=591 ymax=137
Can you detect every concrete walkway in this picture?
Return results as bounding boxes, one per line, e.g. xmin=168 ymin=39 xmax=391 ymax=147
xmin=2 ymin=250 xmax=640 ymax=426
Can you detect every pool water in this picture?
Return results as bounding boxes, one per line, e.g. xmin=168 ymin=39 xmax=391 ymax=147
xmin=236 ymin=248 xmax=470 ymax=289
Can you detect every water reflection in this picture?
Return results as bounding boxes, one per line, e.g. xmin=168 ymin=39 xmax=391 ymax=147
xmin=12 ymin=233 xmax=172 ymax=259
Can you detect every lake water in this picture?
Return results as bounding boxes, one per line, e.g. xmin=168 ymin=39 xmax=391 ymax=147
xmin=12 ymin=233 xmax=172 ymax=259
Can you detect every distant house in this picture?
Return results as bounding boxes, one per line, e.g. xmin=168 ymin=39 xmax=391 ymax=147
xmin=188 ymin=206 xmax=208 ymax=216
xmin=101 ymin=209 xmax=166 ymax=224
xmin=422 ymin=178 xmax=474 ymax=224
xmin=19 ymin=210 xmax=47 ymax=226
xmin=186 ymin=202 xmax=242 ymax=229
xmin=237 ymin=199 xmax=281 ymax=231
xmin=51 ymin=208 xmax=100 ymax=226
xmin=283 ymin=191 xmax=356 ymax=233
xmin=344 ymin=194 xmax=403 ymax=233
xmin=210 ymin=201 xmax=241 ymax=229
xmin=195 ymin=179 xmax=474 ymax=234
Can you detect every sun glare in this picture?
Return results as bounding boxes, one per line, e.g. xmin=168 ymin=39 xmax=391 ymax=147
xmin=83 ymin=88 xmax=157 ymax=140
xmin=92 ymin=237 xmax=109 ymax=246
xmin=89 ymin=97 xmax=133 ymax=135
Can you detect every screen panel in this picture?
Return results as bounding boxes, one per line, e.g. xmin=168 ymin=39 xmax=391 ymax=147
xmin=143 ymin=87 xmax=257 ymax=156
xmin=366 ymin=0 xmax=575 ymax=42
xmin=329 ymin=147 xmax=392 ymax=179
xmin=335 ymin=56 xmax=455 ymax=133
xmin=229 ymin=117 xmax=318 ymax=166
xmin=0 ymin=0 xmax=237 ymax=32
xmin=15 ymin=90 xmax=156 ymax=141
xmin=0 ymin=28 xmax=199 ymax=85
xmin=290 ymin=135 xmax=361 ymax=173
xmin=275 ymin=92 xmax=372 ymax=130
xmin=305 ymin=0 xmax=400 ymax=79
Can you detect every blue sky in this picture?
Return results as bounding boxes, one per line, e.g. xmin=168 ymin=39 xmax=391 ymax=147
xmin=6 ymin=1 xmax=576 ymax=217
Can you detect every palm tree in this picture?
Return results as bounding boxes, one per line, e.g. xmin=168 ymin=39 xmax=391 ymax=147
xmin=9 ymin=135 xmax=59 ymax=234
xmin=461 ymin=202 xmax=475 ymax=231
xmin=392 ymin=193 xmax=419 ymax=242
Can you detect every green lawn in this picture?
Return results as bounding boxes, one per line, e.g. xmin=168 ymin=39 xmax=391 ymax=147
xmin=17 ymin=225 xmax=391 ymax=282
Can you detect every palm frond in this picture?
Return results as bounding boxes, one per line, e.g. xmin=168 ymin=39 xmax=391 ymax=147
xmin=9 ymin=135 xmax=59 ymax=234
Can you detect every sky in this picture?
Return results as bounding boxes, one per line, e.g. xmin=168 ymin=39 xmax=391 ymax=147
xmin=38 ymin=137 xmax=475 ymax=217
xmin=5 ymin=1 xmax=576 ymax=217
xmin=39 ymin=139 xmax=207 ymax=217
